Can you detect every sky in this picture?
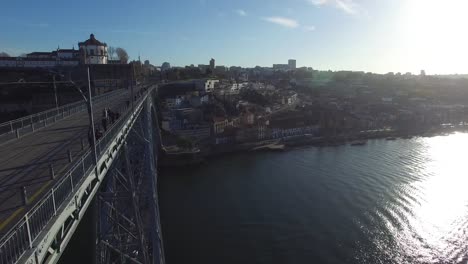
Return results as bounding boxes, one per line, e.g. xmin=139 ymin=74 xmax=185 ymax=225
xmin=1 ymin=0 xmax=468 ymax=74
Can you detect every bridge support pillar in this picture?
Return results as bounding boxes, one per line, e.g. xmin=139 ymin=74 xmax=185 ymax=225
xmin=95 ymin=95 xmax=164 ymax=264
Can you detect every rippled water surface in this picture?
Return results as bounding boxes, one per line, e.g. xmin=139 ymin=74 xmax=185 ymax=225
xmin=159 ymin=133 xmax=468 ymax=264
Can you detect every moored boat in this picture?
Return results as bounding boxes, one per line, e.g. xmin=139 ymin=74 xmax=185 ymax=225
xmin=350 ymin=140 xmax=366 ymax=146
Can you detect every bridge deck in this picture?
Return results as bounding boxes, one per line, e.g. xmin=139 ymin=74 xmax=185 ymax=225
xmin=0 ymin=91 xmax=130 ymax=234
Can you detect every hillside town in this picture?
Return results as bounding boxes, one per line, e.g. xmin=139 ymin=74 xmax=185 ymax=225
xmin=156 ymin=59 xmax=468 ymax=158
xmin=2 ymin=34 xmax=468 ymax=159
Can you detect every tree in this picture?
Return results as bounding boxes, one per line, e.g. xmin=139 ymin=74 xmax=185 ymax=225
xmin=107 ymin=46 xmax=116 ymax=60
xmin=115 ymin=47 xmax=129 ymax=63
xmin=0 ymin=52 xmax=10 ymax=57
xmin=240 ymin=89 xmax=269 ymax=106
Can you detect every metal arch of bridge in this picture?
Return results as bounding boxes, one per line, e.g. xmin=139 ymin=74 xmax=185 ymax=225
xmin=0 ymin=85 xmax=164 ymax=264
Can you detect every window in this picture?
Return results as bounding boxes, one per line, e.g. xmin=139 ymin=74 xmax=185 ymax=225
xmin=100 ymin=49 xmax=103 ymax=55
xmin=90 ymin=49 xmax=94 ymax=55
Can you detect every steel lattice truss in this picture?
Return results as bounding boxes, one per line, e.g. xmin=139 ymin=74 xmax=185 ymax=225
xmin=96 ymin=101 xmax=163 ymax=264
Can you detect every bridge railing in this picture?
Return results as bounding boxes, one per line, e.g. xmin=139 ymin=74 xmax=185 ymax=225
xmin=0 ymin=85 xmax=153 ymax=264
xmin=0 ymin=89 xmax=128 ymax=145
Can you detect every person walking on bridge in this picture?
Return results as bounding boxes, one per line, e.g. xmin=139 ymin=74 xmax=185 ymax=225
xmin=102 ymin=108 xmax=109 ymax=131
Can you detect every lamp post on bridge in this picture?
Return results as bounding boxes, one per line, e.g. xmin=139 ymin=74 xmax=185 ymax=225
xmin=47 ymin=70 xmax=60 ymax=110
xmin=66 ymin=67 xmax=99 ymax=170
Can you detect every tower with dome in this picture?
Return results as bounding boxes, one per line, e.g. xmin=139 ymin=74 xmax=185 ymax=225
xmin=78 ymin=33 xmax=108 ymax=64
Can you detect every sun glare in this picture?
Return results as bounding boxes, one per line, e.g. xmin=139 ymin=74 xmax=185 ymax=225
xmin=398 ymin=134 xmax=468 ymax=262
xmin=399 ymin=0 xmax=468 ymax=74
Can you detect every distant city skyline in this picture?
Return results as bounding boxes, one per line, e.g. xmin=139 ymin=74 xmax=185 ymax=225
xmin=1 ymin=0 xmax=468 ymax=75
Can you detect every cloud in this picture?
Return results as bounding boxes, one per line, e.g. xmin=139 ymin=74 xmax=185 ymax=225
xmin=236 ymin=9 xmax=247 ymax=16
xmin=308 ymin=0 xmax=359 ymax=15
xmin=303 ymin=25 xmax=316 ymax=31
xmin=262 ymin=17 xmax=299 ymax=28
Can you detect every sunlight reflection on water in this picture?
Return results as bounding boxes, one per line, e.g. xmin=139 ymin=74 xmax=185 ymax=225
xmin=375 ymin=133 xmax=468 ymax=263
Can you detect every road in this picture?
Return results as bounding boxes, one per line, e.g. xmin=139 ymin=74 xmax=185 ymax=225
xmin=0 ymin=90 xmax=131 ymax=234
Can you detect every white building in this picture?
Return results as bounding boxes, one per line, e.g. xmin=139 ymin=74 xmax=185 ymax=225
xmin=78 ymin=34 xmax=108 ymax=64
xmin=0 ymin=34 xmax=113 ymax=68
xmin=230 ymin=82 xmax=248 ymax=92
xmin=205 ymin=79 xmax=219 ymax=92
xmin=194 ymin=79 xmax=220 ymax=93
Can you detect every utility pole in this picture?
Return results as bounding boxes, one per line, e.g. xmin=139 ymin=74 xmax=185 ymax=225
xmin=131 ymin=63 xmax=135 ymax=110
xmin=87 ymin=67 xmax=98 ymax=168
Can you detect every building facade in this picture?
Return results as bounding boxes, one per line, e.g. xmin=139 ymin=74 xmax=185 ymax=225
xmin=161 ymin=62 xmax=171 ymax=71
xmin=288 ymin=59 xmax=296 ymax=70
xmin=0 ymin=34 xmax=110 ymax=68
xmin=210 ymin=58 xmax=215 ymax=69
xmin=213 ymin=117 xmax=229 ymax=134
xmin=78 ymin=34 xmax=108 ymax=64
xmin=273 ymin=60 xmax=297 ymax=71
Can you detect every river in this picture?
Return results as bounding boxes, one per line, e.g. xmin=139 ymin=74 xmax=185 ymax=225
xmin=159 ymin=132 xmax=468 ymax=264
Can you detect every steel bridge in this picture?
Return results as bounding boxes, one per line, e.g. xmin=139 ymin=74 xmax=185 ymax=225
xmin=0 ymin=84 xmax=164 ymax=264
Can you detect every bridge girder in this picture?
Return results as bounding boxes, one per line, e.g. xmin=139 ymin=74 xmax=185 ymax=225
xmin=96 ymin=96 xmax=163 ymax=264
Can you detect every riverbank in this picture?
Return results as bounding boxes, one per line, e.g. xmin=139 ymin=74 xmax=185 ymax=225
xmin=159 ymin=125 xmax=468 ymax=166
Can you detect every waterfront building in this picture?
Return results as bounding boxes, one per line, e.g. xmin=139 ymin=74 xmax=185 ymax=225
xmin=241 ymin=111 xmax=255 ymax=125
xmin=173 ymin=126 xmax=212 ymax=140
xmin=213 ymin=117 xmax=229 ymax=134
